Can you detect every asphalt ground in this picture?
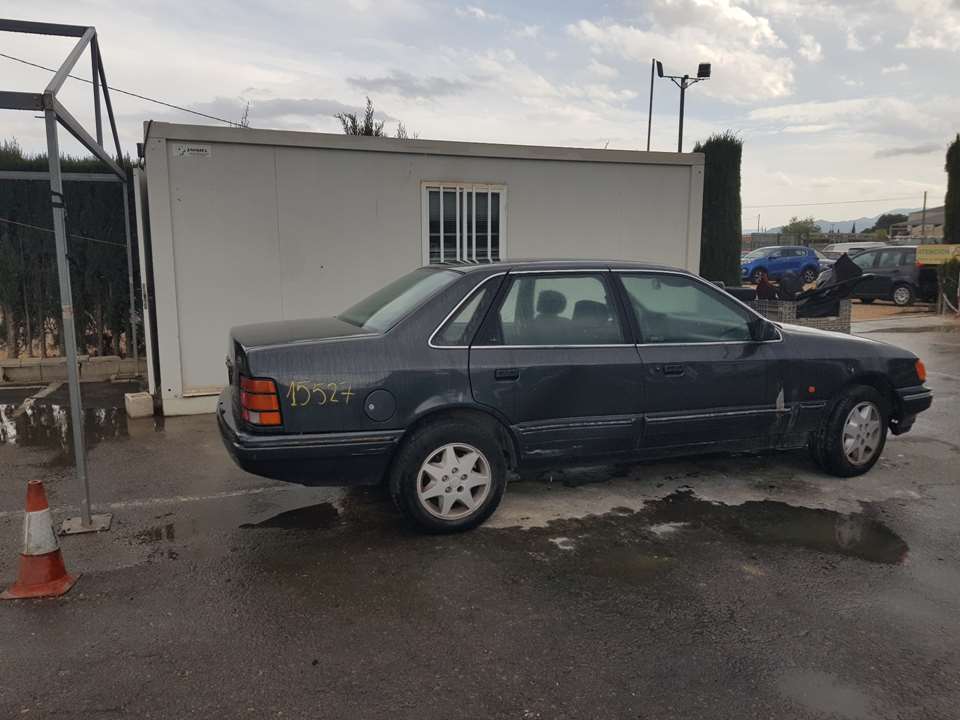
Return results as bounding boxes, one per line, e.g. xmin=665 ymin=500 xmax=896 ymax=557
xmin=0 ymin=316 xmax=958 ymax=719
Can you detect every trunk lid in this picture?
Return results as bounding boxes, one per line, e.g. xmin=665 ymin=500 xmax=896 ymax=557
xmin=231 ymin=317 xmax=373 ymax=350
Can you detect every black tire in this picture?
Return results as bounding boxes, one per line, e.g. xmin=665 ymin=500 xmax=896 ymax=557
xmin=388 ymin=417 xmax=507 ymax=533
xmin=809 ymin=385 xmax=889 ymax=478
xmin=891 ymin=283 xmax=915 ymax=307
xmin=801 ymin=266 xmax=818 ymax=284
xmin=859 ymin=298 xmax=875 ymax=304
xmin=751 ymin=268 xmax=766 ymax=284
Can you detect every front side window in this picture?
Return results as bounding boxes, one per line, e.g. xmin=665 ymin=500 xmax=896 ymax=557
xmin=853 ymin=251 xmax=878 ymax=269
xmin=424 ymin=183 xmax=504 ymax=264
xmin=620 ymin=274 xmax=753 ymax=344
xmin=487 ymin=274 xmax=624 ymax=346
xmin=339 ymin=268 xmax=460 ymax=332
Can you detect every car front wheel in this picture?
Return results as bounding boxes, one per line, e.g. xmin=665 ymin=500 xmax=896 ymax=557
xmin=892 ymin=284 xmax=915 ymax=307
xmin=809 ymin=385 xmax=888 ymax=477
xmin=802 ymin=267 xmax=819 ymax=284
xmin=389 ymin=418 xmax=507 ymax=533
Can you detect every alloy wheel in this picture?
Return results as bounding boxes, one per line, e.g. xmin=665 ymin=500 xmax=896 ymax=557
xmin=893 ymin=286 xmax=912 ymax=306
xmin=842 ymin=401 xmax=882 ymax=466
xmin=416 ymin=443 xmax=492 ymax=520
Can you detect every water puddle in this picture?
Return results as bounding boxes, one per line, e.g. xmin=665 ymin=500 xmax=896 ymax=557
xmin=240 ymin=502 xmax=340 ymax=531
xmin=0 ymin=401 xmax=127 ymax=458
xmin=644 ymin=490 xmax=908 ymax=564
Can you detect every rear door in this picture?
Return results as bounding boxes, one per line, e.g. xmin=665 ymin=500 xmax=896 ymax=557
xmin=870 ymin=248 xmax=910 ymax=299
xmin=616 ymin=271 xmax=783 ymax=450
xmin=469 ymin=271 xmax=643 ymax=462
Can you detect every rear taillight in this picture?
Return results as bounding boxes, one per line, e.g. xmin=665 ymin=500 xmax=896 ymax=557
xmin=239 ymin=376 xmax=282 ymax=426
xmin=915 ymin=359 xmax=927 ymax=383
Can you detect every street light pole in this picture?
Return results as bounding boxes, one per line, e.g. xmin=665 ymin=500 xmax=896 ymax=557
xmin=647 ymin=58 xmax=655 ymax=151
xmin=655 ymin=62 xmax=711 ymax=153
xmin=677 ymin=75 xmax=688 ymax=152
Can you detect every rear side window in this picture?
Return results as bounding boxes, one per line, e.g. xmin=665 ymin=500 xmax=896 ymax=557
xmin=434 ymin=282 xmax=496 ymax=346
xmin=900 ymin=249 xmax=916 ymax=266
xmin=486 ymin=274 xmax=624 ymax=346
xmin=876 ymin=250 xmax=903 ymax=268
xmin=620 ymin=274 xmax=753 ymax=344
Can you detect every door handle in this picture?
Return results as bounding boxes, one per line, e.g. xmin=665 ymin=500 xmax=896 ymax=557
xmin=494 ymin=367 xmax=520 ymax=381
xmin=662 ymin=363 xmax=685 ymax=377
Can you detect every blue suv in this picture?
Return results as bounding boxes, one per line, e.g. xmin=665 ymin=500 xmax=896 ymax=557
xmin=741 ymin=245 xmax=824 ymax=284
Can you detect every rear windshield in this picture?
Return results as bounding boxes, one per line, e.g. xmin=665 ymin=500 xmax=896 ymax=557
xmin=338 ymin=267 xmax=460 ymax=332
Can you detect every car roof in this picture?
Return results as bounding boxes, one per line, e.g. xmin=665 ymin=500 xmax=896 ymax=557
xmin=428 ymin=258 xmax=689 ymax=274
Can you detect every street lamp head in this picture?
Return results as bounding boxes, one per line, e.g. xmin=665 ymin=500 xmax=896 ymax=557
xmin=656 ymin=60 xmax=664 ymax=78
xmin=697 ymin=63 xmax=711 ymax=79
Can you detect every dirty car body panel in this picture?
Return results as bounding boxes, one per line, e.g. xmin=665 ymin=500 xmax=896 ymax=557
xmin=217 ymin=260 xmax=932 ymax=486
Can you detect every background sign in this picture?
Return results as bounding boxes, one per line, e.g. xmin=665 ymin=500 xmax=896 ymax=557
xmin=917 ymin=244 xmax=960 ymax=265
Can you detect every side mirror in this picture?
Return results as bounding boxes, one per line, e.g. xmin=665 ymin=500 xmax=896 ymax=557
xmin=750 ymin=317 xmax=777 ymax=342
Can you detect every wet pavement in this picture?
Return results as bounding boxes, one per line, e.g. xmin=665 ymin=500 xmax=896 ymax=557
xmin=1 ymin=318 xmax=959 ymax=719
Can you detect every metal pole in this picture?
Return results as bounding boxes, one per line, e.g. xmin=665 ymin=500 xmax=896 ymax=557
xmin=121 ymin=180 xmax=138 ymax=365
xmin=44 ymin=109 xmax=91 ymax=527
xmin=91 ymin=41 xmax=102 ymax=146
xmin=921 ymin=191 xmax=927 ymax=241
xmin=646 ymin=59 xmax=654 ymax=151
xmin=678 ymin=77 xmax=687 ymax=153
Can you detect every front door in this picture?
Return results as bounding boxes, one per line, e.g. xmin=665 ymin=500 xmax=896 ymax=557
xmin=616 ymin=272 xmax=783 ymax=451
xmin=469 ymin=271 xmax=643 ymax=462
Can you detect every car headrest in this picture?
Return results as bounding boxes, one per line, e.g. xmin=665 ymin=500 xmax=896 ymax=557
xmin=572 ymin=300 xmax=609 ymax=323
xmin=536 ymin=290 xmax=567 ymax=316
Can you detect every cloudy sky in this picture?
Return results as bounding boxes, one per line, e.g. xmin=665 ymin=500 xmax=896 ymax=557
xmin=1 ymin=0 xmax=958 ymax=226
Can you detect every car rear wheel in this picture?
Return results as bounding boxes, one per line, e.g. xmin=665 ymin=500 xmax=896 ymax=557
xmin=802 ymin=267 xmax=818 ymax=284
xmin=389 ymin=418 xmax=507 ymax=533
xmin=809 ymin=385 xmax=888 ymax=477
xmin=892 ymin=284 xmax=915 ymax=307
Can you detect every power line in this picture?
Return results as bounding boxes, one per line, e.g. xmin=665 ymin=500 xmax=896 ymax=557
xmin=743 ymin=195 xmax=918 ymax=209
xmin=0 ymin=51 xmax=239 ymax=127
xmin=0 ymin=216 xmax=127 ymax=248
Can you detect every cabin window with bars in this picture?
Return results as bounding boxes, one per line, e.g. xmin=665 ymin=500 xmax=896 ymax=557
xmin=423 ymin=184 xmax=505 ymax=264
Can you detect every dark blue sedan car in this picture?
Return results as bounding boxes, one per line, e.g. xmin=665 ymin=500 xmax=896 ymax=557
xmin=742 ymin=245 xmax=825 ymax=284
xmin=218 ymin=259 xmax=931 ymax=533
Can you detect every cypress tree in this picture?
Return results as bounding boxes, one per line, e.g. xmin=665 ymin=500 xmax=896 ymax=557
xmin=945 ymin=134 xmax=959 ymax=244
xmin=694 ymin=131 xmax=743 ymax=285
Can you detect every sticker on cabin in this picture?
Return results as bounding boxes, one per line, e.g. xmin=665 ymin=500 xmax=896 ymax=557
xmin=172 ymin=143 xmax=211 ymax=159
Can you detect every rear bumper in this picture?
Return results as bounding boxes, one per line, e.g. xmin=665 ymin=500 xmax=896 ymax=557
xmin=891 ymin=385 xmax=933 ymax=435
xmin=216 ymin=388 xmax=401 ymax=485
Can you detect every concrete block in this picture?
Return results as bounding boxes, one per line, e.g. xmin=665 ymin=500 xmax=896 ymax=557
xmin=124 ymin=392 xmax=154 ymax=419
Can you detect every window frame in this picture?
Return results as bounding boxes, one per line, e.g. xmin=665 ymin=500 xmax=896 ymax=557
xmin=421 ymin=182 xmax=508 ymax=265
xmin=472 ymin=269 xmax=634 ymax=349
xmin=614 ymin=270 xmax=782 ymax=347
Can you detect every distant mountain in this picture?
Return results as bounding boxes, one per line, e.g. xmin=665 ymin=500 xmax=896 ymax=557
xmin=758 ymin=208 xmax=920 ymax=235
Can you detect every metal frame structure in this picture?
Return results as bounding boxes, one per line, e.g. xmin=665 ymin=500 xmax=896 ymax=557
xmin=0 ymin=17 xmax=141 ymax=533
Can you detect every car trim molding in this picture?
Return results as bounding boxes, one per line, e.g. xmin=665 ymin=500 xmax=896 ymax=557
xmin=646 ymin=406 xmax=782 ymax=424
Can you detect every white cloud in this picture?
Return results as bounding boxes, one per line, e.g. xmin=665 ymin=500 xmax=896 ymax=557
xmin=456 ymin=5 xmax=501 ymax=21
xmin=846 ymin=31 xmax=865 ymax=51
xmin=798 ymin=34 xmax=823 ymax=62
xmin=881 ymin=63 xmax=909 ymax=74
xmin=567 ymin=15 xmax=794 ymax=103
xmin=515 ymin=24 xmax=541 ymax=39
xmin=587 ymin=59 xmax=619 ymax=79
xmin=896 ymin=0 xmax=960 ymax=50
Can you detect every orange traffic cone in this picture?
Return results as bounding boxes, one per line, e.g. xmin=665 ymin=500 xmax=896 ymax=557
xmin=2 ymin=480 xmax=79 ymax=600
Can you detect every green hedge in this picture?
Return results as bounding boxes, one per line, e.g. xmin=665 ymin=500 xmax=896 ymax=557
xmin=694 ymin=131 xmax=743 ymax=286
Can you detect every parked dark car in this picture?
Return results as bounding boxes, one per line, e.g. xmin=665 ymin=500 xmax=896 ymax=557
xmin=818 ymin=246 xmax=937 ymax=306
xmin=218 ymin=260 xmax=932 ymax=532
xmin=741 ymin=246 xmax=825 ymax=284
